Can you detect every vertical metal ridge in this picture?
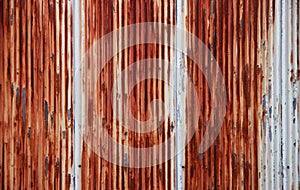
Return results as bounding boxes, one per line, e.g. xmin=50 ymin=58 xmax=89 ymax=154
xmin=73 ymin=0 xmax=83 ymax=189
xmin=291 ymin=0 xmax=299 ymax=188
xmin=175 ymin=0 xmax=187 ymax=189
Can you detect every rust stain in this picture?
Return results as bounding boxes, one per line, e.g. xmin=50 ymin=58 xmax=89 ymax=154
xmin=81 ymin=0 xmax=176 ymax=189
xmin=80 ymin=0 xmax=268 ymax=189
xmin=2 ymin=0 xmax=298 ymax=189
xmin=184 ymin=0 xmax=265 ymax=189
xmin=0 ymin=0 xmax=73 ymax=189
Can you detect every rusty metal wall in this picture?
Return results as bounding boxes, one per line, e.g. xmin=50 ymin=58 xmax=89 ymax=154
xmin=0 ymin=0 xmax=299 ymax=189
xmin=73 ymin=0 xmax=299 ymax=189
xmin=73 ymin=0 xmax=268 ymax=189
xmin=0 ymin=0 xmax=73 ymax=189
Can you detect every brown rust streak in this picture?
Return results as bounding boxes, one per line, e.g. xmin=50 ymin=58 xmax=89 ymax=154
xmin=0 ymin=0 xmax=4 ymax=187
xmin=3 ymin=2 xmax=10 ymax=190
xmin=185 ymin=0 xmax=264 ymax=189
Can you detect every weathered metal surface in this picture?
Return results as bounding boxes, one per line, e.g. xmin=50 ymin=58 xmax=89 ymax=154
xmin=74 ymin=0 xmax=177 ymax=189
xmin=185 ymin=0 xmax=299 ymax=189
xmin=0 ymin=0 xmax=73 ymax=189
xmin=74 ymin=0 xmax=264 ymax=189
xmin=184 ymin=0 xmax=263 ymax=189
xmin=74 ymin=0 xmax=299 ymax=189
xmin=260 ymin=0 xmax=300 ymax=189
xmin=1 ymin=0 xmax=299 ymax=189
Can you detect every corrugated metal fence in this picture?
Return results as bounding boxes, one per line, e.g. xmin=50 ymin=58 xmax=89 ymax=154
xmin=0 ymin=0 xmax=299 ymax=189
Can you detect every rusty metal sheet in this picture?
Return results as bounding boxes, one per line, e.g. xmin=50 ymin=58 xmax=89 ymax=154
xmin=184 ymin=0 xmax=263 ymax=189
xmin=74 ymin=0 xmax=177 ymax=189
xmin=74 ymin=0 xmax=261 ymax=189
xmin=1 ymin=0 xmax=299 ymax=189
xmin=0 ymin=0 xmax=73 ymax=189
xmin=73 ymin=0 xmax=299 ymax=189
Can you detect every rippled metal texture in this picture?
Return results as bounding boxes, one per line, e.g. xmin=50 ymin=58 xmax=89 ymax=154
xmin=0 ymin=0 xmax=299 ymax=189
xmin=0 ymin=0 xmax=73 ymax=189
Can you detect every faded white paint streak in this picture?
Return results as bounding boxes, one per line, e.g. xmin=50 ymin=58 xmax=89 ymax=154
xmin=175 ymin=0 xmax=188 ymax=190
xmin=73 ymin=0 xmax=84 ymax=189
